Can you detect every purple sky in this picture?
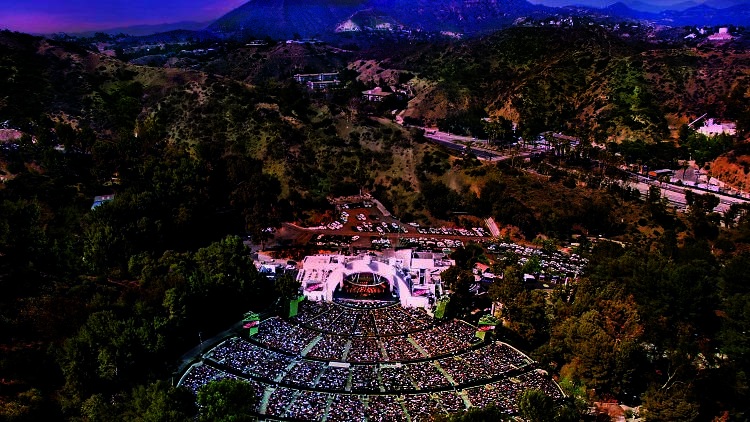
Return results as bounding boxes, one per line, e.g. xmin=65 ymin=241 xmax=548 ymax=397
xmin=0 ymin=0 xmax=248 ymax=34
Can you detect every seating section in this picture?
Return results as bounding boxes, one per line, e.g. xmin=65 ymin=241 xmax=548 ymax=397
xmin=179 ymin=301 xmax=564 ymax=421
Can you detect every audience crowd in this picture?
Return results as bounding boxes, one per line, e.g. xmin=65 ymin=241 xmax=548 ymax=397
xmin=181 ymin=364 xmax=562 ymax=421
xmin=367 ymin=395 xmax=404 ymax=422
xmin=180 ymin=301 xmax=564 ymax=420
xmin=327 ymin=394 xmax=366 ymax=422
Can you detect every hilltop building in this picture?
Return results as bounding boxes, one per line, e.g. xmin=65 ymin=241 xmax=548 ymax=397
xmin=698 ymin=119 xmax=736 ymax=136
xmin=297 ymin=250 xmax=453 ymax=309
xmin=361 ymin=86 xmax=406 ymax=102
xmin=307 ymin=80 xmax=342 ymax=91
xmin=362 ymin=87 xmax=392 ymax=101
xmin=709 ymin=27 xmax=734 ymax=41
xmin=294 ymin=72 xmax=339 ymax=83
xmin=294 ymin=73 xmax=342 ymax=91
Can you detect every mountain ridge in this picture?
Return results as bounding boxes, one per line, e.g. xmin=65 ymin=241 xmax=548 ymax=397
xmin=207 ymin=0 xmax=547 ymax=40
xmin=207 ymin=0 xmax=750 ymax=42
xmin=48 ymin=0 xmax=750 ymax=40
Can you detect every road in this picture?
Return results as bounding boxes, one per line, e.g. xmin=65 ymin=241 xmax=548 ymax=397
xmin=419 ymin=128 xmax=522 ymax=162
xmin=625 ymin=173 xmax=749 ymax=214
xmin=395 ymin=118 xmax=750 ymax=214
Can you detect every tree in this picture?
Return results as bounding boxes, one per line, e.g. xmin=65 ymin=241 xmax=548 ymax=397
xmin=433 ymin=404 xmax=512 ymax=422
xmin=275 ymin=273 xmax=301 ymax=300
xmin=0 ymin=388 xmax=45 ymax=422
xmin=121 ymin=381 xmax=196 ymax=422
xmin=197 ymin=378 xmax=258 ymax=422
xmin=488 ymin=265 xmax=524 ymax=305
xmin=54 ymin=122 xmax=77 ymax=150
xmin=687 ymin=193 xmax=721 ymax=239
xmin=642 ymin=384 xmax=699 ymax=422
xmin=548 ymin=306 xmax=643 ymax=395
xmin=517 ymin=389 xmax=557 ymax=422
xmin=450 ymin=243 xmax=487 ymax=269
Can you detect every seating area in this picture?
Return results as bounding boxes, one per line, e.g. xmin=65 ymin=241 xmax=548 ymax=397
xmin=327 ymin=394 xmax=366 ymax=421
xmin=366 ymin=395 xmax=403 ymax=422
xmin=307 ymin=334 xmax=347 ymax=360
xmin=348 ymin=337 xmax=382 ymax=362
xmin=317 ymin=366 xmax=349 ymax=390
xmin=292 ymin=300 xmax=431 ymax=336
xmin=379 ymin=365 xmax=415 ymax=391
xmin=208 ymin=338 xmax=291 ymax=380
xmin=179 ymin=300 xmax=564 ymax=420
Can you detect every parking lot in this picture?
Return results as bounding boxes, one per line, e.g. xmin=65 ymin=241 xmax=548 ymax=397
xmin=260 ymin=199 xmax=493 ymax=253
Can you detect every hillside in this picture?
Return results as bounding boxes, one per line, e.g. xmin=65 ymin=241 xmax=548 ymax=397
xmin=198 ymin=41 xmax=355 ymax=83
xmin=205 ymin=0 xmax=750 ymax=43
xmin=383 ymin=26 xmax=750 ymax=142
xmin=207 ymin=0 xmax=546 ymax=41
xmin=710 ymin=144 xmax=750 ymax=192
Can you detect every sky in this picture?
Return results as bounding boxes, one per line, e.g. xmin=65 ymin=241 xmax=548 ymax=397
xmin=0 ymin=0 xmax=248 ymax=34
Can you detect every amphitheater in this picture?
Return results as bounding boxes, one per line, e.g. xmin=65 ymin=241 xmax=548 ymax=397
xmin=179 ymin=298 xmax=564 ymax=421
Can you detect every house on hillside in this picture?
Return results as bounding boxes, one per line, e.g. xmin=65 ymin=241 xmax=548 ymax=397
xmin=698 ymin=119 xmax=736 ymax=136
xmin=294 ymin=73 xmax=339 ymax=83
xmin=708 ymin=27 xmax=734 ymax=41
xmin=362 ymin=87 xmax=393 ymax=102
xmin=362 ymin=87 xmax=407 ymax=102
xmin=307 ymin=80 xmax=342 ymax=91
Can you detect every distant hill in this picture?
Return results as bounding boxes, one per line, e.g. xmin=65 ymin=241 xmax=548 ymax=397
xmin=62 ymin=21 xmax=211 ymax=37
xmin=207 ymin=0 xmax=750 ymax=42
xmin=207 ymin=0 xmax=547 ymax=40
xmin=597 ymin=1 xmax=750 ymax=25
xmin=657 ymin=2 xmax=750 ymax=25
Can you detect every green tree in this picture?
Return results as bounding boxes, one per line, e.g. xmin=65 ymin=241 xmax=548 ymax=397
xmin=0 ymin=388 xmax=45 ymax=422
xmin=80 ymin=394 xmax=116 ymax=422
xmin=517 ymin=389 xmax=556 ymax=422
xmin=642 ymin=384 xmax=699 ymax=422
xmin=197 ymin=378 xmax=258 ymax=422
xmin=488 ymin=265 xmax=524 ymax=306
xmin=450 ymin=243 xmax=487 ymax=269
xmin=54 ymin=122 xmax=77 ymax=150
xmin=121 ymin=380 xmax=197 ymax=422
xmin=434 ymin=404 xmax=512 ymax=422
xmin=275 ymin=273 xmax=301 ymax=300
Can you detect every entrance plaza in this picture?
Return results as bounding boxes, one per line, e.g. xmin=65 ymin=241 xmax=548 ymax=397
xmin=179 ymin=251 xmax=564 ymax=421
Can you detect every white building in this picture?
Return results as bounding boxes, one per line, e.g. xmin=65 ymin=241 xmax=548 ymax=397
xmin=709 ymin=27 xmax=734 ymax=41
xmin=698 ymin=119 xmax=736 ymax=136
xmin=296 ymin=250 xmax=454 ymax=309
